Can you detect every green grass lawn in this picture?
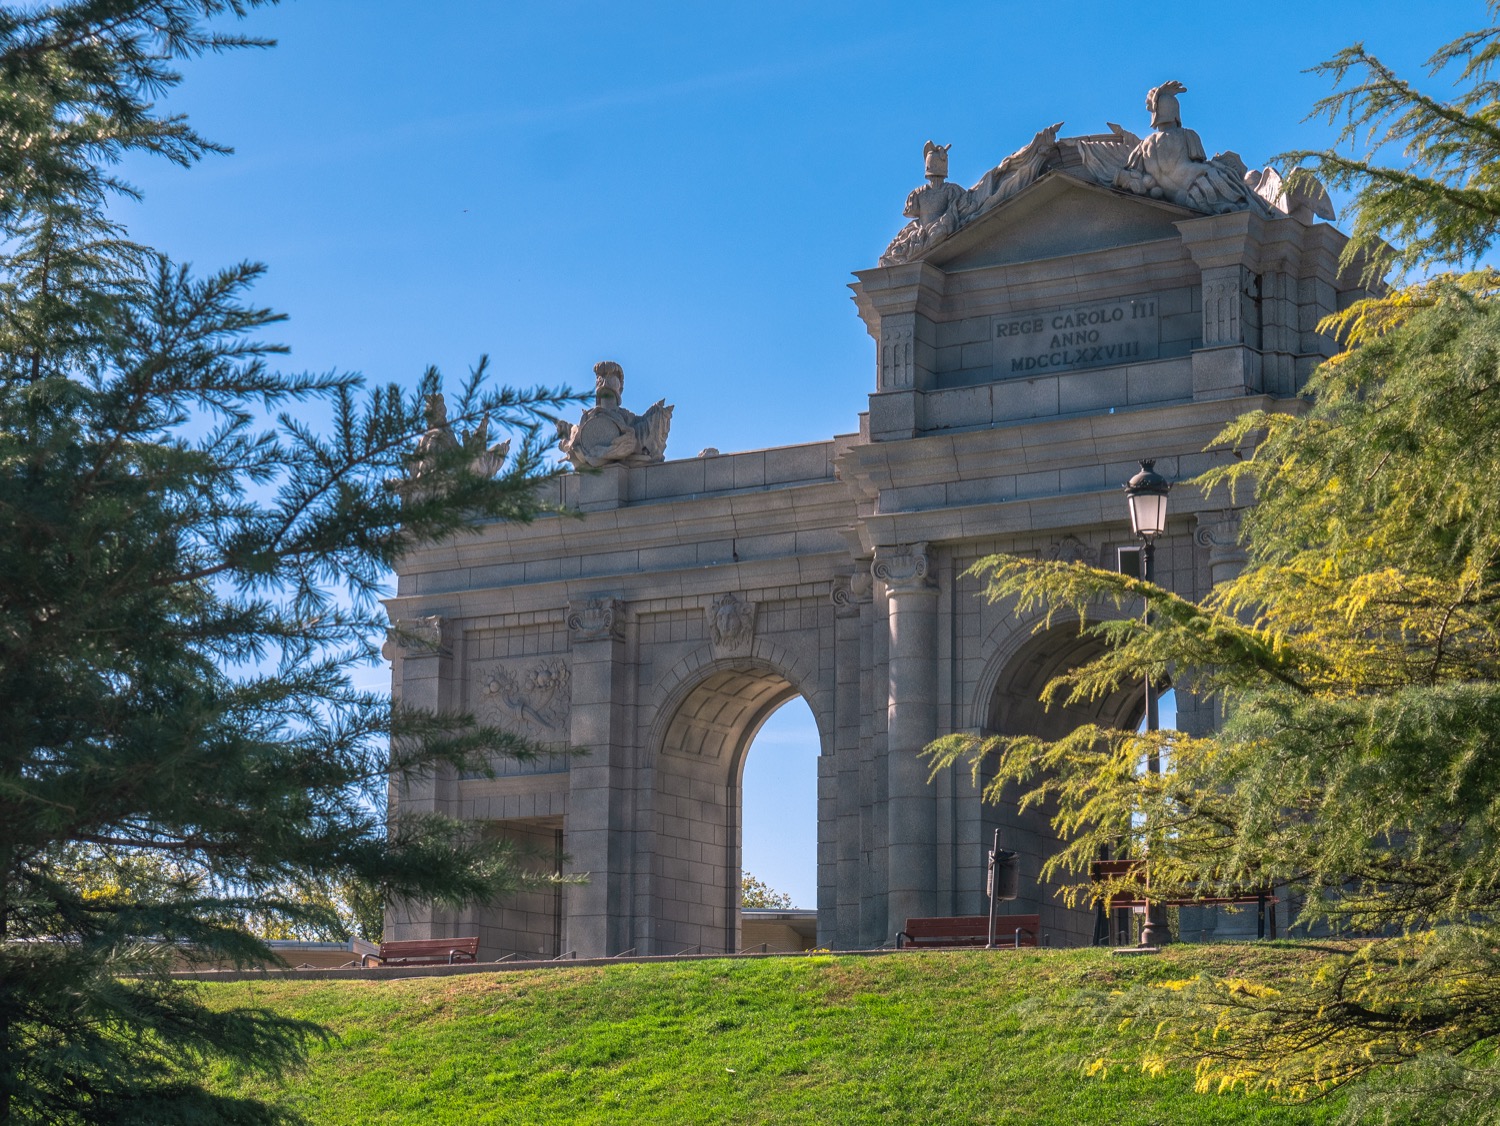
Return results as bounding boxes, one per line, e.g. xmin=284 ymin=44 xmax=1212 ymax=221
xmin=202 ymin=943 xmax=1345 ymax=1125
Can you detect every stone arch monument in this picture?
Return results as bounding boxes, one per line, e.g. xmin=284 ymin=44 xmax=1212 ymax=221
xmin=386 ymin=84 xmax=1364 ymax=957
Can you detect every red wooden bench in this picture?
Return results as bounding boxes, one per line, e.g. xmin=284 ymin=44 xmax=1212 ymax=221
xmin=896 ymin=914 xmax=1040 ymax=949
xmin=361 ymin=936 xmax=480 ymax=967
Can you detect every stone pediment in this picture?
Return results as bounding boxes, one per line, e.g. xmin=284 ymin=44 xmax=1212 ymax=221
xmin=876 ymin=82 xmax=1335 ymax=273
xmin=925 ymin=172 xmax=1192 ymax=271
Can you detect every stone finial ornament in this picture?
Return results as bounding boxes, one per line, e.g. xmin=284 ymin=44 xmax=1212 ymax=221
xmin=555 ymin=361 xmax=674 ymax=469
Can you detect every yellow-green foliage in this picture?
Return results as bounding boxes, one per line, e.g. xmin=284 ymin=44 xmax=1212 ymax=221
xmin=927 ymin=14 xmax=1500 ymax=1118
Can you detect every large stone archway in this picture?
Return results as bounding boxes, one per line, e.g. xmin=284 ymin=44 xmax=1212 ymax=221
xmin=386 ymin=95 xmax=1362 ymax=955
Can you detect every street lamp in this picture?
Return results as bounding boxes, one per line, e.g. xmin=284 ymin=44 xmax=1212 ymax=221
xmin=1123 ymin=459 xmax=1171 ymax=948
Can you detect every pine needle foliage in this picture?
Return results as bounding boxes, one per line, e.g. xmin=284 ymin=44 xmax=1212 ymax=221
xmin=0 ymin=4 xmax=579 ymax=1123
xmin=1285 ymin=1 xmax=1500 ymax=279
xmin=927 ymin=12 xmax=1500 ymax=1119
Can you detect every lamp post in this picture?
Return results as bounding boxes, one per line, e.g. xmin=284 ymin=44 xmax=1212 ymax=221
xmin=1124 ymin=459 xmax=1171 ymax=948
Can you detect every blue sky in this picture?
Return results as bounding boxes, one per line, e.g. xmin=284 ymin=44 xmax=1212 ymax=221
xmin=115 ymin=1 xmax=1486 ymax=907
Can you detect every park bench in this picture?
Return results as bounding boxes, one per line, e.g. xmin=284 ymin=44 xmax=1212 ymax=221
xmin=1090 ymin=859 xmax=1279 ymax=939
xmin=360 ymin=936 xmax=480 ymax=967
xmin=895 ymin=914 xmax=1041 ymax=949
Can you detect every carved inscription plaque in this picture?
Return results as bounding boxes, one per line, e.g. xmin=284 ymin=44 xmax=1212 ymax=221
xmin=993 ymin=294 xmax=1159 ymax=377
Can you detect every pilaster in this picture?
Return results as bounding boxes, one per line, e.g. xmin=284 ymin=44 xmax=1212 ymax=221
xmin=384 ymin=615 xmax=455 ymax=940
xmin=562 ymin=596 xmax=630 ymax=957
xmin=830 ymin=569 xmax=872 ymax=947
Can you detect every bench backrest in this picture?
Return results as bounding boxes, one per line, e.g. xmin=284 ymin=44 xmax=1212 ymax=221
xmin=378 ymin=937 xmax=480 ymax=962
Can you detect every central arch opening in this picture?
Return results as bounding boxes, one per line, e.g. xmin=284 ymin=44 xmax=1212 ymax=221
xmin=652 ymin=661 xmax=822 ymax=955
xmin=982 ymin=623 xmax=1157 ymax=945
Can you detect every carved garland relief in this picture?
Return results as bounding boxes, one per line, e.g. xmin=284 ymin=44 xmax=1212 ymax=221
xmin=477 ymin=658 xmax=572 ymax=736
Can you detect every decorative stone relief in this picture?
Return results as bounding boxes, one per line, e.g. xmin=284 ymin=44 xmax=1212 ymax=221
xmin=381 ymin=615 xmax=446 ymax=660
xmin=1047 ymin=534 xmax=1093 ymax=565
xmin=879 ymin=325 xmax=915 ymax=390
xmin=831 ymin=571 xmax=874 ymax=617
xmin=706 ymin=593 xmax=757 ymax=657
xmin=880 ymin=125 xmax=1062 ymax=267
xmin=567 ymin=596 xmax=624 ymax=643
xmin=872 ymin=543 xmax=936 ymax=593
xmin=1202 ymin=273 xmax=1243 ymax=346
xmin=477 ymin=657 xmax=571 ymax=734
xmin=555 ymin=361 xmax=673 ymax=469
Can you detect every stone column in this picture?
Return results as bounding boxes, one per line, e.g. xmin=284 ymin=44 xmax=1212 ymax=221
xmin=384 ymin=615 xmax=453 ymax=941
xmin=873 ymin=543 xmax=940 ymax=933
xmin=563 ymin=596 xmax=629 ymax=958
xmin=1195 ymin=510 xmax=1248 ymax=591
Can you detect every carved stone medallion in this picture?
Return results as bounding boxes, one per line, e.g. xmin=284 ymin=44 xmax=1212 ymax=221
xmin=706 ymin=593 xmax=756 ymax=657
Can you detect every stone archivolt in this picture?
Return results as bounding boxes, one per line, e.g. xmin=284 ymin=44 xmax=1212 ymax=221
xmin=880 ymin=81 xmax=1334 ymax=267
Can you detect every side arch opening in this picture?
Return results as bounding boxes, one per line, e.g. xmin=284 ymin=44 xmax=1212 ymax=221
xmin=652 ymin=662 xmax=821 ymax=955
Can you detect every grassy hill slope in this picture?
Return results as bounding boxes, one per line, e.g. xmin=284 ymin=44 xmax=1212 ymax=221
xmin=203 ymin=943 xmax=1346 ymax=1125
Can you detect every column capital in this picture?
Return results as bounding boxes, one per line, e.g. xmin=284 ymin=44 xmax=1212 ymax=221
xmin=873 ymin=542 xmax=936 ymax=594
xmin=1195 ymin=510 xmax=1249 ymax=582
xmin=831 ymin=569 xmax=874 ymax=618
xmin=567 ymin=596 xmax=624 ymax=643
xmin=381 ymin=615 xmax=448 ymax=661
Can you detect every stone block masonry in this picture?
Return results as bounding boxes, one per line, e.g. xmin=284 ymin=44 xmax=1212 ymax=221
xmin=388 ymin=86 xmax=1365 ymax=956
